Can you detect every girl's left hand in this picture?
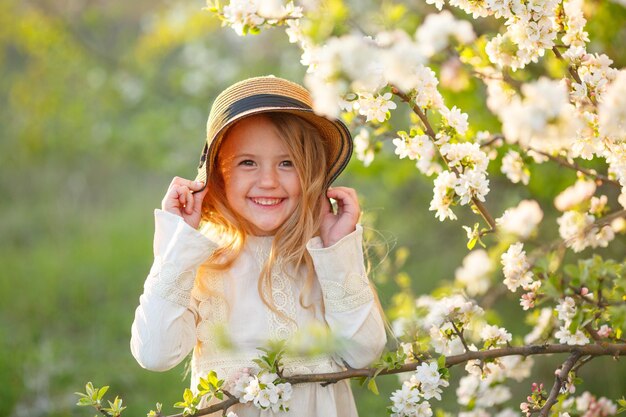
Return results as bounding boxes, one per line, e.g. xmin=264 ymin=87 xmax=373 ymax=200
xmin=319 ymin=186 xmax=360 ymax=247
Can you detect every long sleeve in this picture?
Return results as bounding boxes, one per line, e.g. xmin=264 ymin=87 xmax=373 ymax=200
xmin=130 ymin=209 xmax=219 ymax=371
xmin=306 ymin=225 xmax=387 ymax=369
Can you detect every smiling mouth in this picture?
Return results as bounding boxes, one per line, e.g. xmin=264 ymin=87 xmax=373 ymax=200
xmin=250 ymin=197 xmax=284 ymax=206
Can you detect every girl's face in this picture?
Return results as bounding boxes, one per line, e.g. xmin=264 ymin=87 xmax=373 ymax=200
xmin=219 ymin=115 xmax=302 ymax=236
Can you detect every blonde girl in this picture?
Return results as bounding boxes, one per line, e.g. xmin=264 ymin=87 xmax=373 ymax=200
xmin=131 ymin=76 xmax=386 ymax=417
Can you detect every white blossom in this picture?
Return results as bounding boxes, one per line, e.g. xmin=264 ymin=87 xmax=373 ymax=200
xmin=444 ymin=142 xmax=489 ymax=172
xmin=353 ymin=128 xmax=375 ymax=166
xmin=480 ymin=324 xmax=512 ymax=346
xmin=419 ymin=294 xmax=484 ymax=329
xmin=429 ymin=323 xmax=467 ymax=355
xmin=356 ymin=92 xmax=397 ymax=123
xmin=376 ymin=30 xmax=427 ymax=92
xmin=555 ymin=297 xmax=577 ymax=324
xmin=557 ymin=211 xmax=615 ymax=252
xmin=555 ymin=326 xmax=590 ymax=345
xmin=440 ymin=106 xmax=470 ymax=136
xmin=589 ymin=195 xmax=608 ymax=215
xmin=501 ymin=242 xmax=534 ymax=292
xmin=413 ymin=65 xmax=445 ymax=110
xmin=554 ymin=180 xmax=597 ymax=212
xmin=495 ymin=409 xmax=521 ymax=417
xmin=425 ymin=0 xmax=445 ymax=10
xmin=235 ymin=371 xmax=291 ymax=412
xmin=597 ymin=324 xmax=612 ymax=338
xmin=524 ymin=308 xmax=554 ymax=344
xmin=223 ymin=0 xmax=265 ymax=35
xmin=430 ymin=171 xmax=459 ymax=221
xmin=599 ymin=69 xmax=626 ymax=142
xmin=501 ymin=150 xmax=529 ymax=185
xmin=412 ymin=361 xmax=450 ymax=400
xmin=575 ymin=392 xmax=618 ymax=417
xmin=496 ymin=200 xmax=543 ymax=239
xmin=455 ymin=249 xmax=493 ymax=296
xmin=457 ymin=374 xmax=512 ymax=408
xmin=455 ymin=169 xmax=490 ymax=205
xmin=415 ymin=11 xmax=475 ymax=57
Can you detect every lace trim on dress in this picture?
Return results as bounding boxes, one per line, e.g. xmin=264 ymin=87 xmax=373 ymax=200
xmin=192 ymin=267 xmax=227 ymax=348
xmin=319 ymin=272 xmax=373 ymax=313
xmin=254 ymin=244 xmax=298 ymax=341
xmin=145 ymin=255 xmax=197 ymax=307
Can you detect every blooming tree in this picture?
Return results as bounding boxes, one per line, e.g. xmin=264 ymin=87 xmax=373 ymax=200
xmin=77 ymin=0 xmax=626 ymax=416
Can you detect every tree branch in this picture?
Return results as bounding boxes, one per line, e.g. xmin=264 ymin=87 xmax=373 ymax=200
xmin=284 ymin=343 xmax=625 ymax=384
xmin=483 ymin=133 xmax=619 ymax=187
xmin=169 ymin=343 xmax=625 ymax=417
xmin=538 ymin=351 xmax=582 ymax=417
xmin=390 ymin=86 xmax=497 ymax=231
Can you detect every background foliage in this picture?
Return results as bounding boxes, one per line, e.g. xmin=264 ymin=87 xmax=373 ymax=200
xmin=1 ymin=0 xmax=624 ymax=416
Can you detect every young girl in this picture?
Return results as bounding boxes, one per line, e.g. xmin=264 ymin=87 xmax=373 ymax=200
xmin=131 ymin=76 xmax=387 ymax=416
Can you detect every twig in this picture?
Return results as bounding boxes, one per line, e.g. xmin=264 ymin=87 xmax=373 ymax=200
xmin=450 ymin=320 xmax=471 ymax=352
xmin=166 ymin=396 xmax=239 ymax=417
xmin=390 ymin=86 xmax=497 ymax=231
xmin=528 ymin=147 xmax=620 ymax=188
xmin=571 ymin=355 xmax=593 ymax=374
xmin=538 ymin=351 xmax=582 ymax=417
xmin=552 ymin=46 xmax=598 ymax=106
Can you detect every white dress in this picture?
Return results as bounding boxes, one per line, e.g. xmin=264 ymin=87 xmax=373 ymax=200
xmin=131 ymin=210 xmax=387 ymax=416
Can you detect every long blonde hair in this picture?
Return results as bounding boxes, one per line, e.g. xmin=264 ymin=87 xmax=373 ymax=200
xmin=196 ymin=112 xmax=328 ymax=318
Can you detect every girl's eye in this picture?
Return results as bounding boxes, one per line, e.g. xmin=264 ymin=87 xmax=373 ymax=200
xmin=239 ymin=160 xmax=255 ymax=166
xmin=280 ymin=160 xmax=294 ymax=167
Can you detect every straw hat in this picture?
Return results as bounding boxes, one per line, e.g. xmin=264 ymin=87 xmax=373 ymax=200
xmin=193 ymin=75 xmax=353 ymax=191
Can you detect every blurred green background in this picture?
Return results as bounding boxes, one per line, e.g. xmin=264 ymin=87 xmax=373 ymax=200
xmin=1 ymin=0 xmax=625 ymax=416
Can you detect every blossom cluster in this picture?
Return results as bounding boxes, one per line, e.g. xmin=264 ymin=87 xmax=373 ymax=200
xmin=553 ymin=179 xmax=616 ymax=252
xmin=428 ymin=142 xmax=490 ymax=221
xmin=429 ymin=0 xmax=590 ymax=72
xmin=389 ymin=361 xmax=449 ymax=417
xmin=454 ymin=249 xmax=493 ymax=296
xmin=460 ymin=356 xmax=534 ymax=414
xmin=229 ymin=369 xmax=292 ymax=412
xmin=415 ymin=295 xmax=484 ymax=355
xmin=501 ymin=150 xmax=529 ymax=185
xmin=553 ymin=297 xmax=590 ymax=345
xmin=500 ymin=242 xmax=542 ymax=309
xmin=221 ymin=0 xmax=302 ymax=36
xmin=557 ymin=392 xmax=619 ymax=417
xmin=287 ymin=11 xmax=474 ymax=118
xmin=496 ymin=200 xmax=543 ymax=239
xmin=392 ymin=131 xmax=441 ymax=177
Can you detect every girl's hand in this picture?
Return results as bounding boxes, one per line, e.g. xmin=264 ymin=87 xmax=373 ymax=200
xmin=319 ymin=186 xmax=360 ymax=247
xmin=161 ymin=177 xmax=209 ymax=229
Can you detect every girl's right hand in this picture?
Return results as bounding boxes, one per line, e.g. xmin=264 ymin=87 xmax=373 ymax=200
xmin=161 ymin=177 xmax=209 ymax=229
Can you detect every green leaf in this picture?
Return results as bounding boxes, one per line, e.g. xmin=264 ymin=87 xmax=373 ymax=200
xmin=437 ymin=355 xmax=446 ymax=369
xmin=98 ymin=386 xmax=109 ymax=400
xmin=367 ymin=378 xmax=379 ymax=395
xmin=186 ymin=388 xmax=195 ymax=403
xmin=77 ymin=397 xmax=94 ymax=406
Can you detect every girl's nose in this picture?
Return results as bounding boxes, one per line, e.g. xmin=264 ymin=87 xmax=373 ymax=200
xmin=258 ymin=166 xmax=279 ymax=188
